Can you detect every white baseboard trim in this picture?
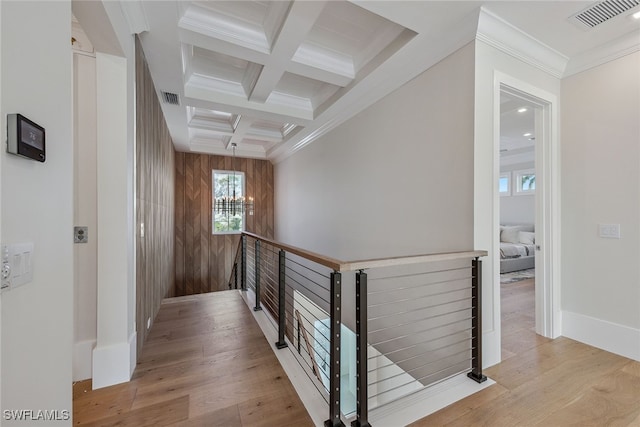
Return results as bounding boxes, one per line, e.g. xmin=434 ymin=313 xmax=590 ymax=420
xmin=92 ymin=337 xmax=135 ymax=389
xmin=562 ymin=310 xmax=640 ymax=361
xmin=129 ymin=331 xmax=137 ymax=377
xmin=73 ymin=339 xmax=96 ymax=382
xmin=240 ymin=289 xmax=495 ymax=426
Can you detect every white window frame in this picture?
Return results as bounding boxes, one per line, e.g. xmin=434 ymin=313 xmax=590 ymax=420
xmin=212 ymin=170 xmax=246 ymax=235
xmin=514 ymin=168 xmax=536 ymax=195
xmin=499 ymin=172 xmax=511 ymax=196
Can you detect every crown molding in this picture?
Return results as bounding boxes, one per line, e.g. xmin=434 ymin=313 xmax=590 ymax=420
xmin=119 ymin=1 xmax=149 ymax=35
xmin=477 ymin=7 xmax=569 ymax=78
xmin=564 ymin=29 xmax=640 ymax=77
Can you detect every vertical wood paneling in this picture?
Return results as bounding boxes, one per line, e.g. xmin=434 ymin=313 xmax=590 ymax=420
xmin=135 ymin=37 xmax=176 ymax=354
xmin=174 ymin=154 xmax=274 ymax=295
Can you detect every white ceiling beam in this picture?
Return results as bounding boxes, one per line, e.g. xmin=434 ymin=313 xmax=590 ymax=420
xmin=229 ymin=116 xmax=255 ymax=147
xmin=179 ymin=28 xmax=269 ymax=67
xmin=249 ymin=1 xmax=328 ymax=103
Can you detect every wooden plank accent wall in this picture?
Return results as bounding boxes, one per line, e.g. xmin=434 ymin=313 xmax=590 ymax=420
xmin=175 ymin=153 xmax=274 ymax=295
xmin=135 ymin=37 xmax=176 ymax=354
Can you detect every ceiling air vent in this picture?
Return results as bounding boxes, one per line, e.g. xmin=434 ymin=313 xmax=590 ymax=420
xmin=571 ymin=0 xmax=640 ymax=28
xmin=161 ymin=91 xmax=180 ymax=106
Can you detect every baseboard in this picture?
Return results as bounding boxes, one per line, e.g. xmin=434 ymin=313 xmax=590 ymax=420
xmin=92 ymin=339 xmax=134 ymax=389
xmin=73 ymin=339 xmax=96 ymax=382
xmin=562 ymin=310 xmax=640 ymax=361
xmin=129 ymin=331 xmax=137 ymax=377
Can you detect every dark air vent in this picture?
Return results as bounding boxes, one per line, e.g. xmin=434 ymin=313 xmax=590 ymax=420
xmin=571 ymin=0 xmax=640 ymax=28
xmin=161 ymin=91 xmax=180 ymax=105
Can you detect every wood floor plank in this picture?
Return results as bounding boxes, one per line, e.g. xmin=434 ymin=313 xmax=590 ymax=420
xmin=73 ymin=291 xmax=310 ymax=426
xmin=80 ymin=395 xmax=189 ymax=427
xmin=411 ymin=277 xmax=640 ymax=427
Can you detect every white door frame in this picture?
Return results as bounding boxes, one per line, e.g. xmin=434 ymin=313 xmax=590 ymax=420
xmin=495 ymin=73 xmax=561 ymax=340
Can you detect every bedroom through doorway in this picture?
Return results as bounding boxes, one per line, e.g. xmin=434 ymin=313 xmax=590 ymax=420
xmin=498 ymin=89 xmax=540 ymax=360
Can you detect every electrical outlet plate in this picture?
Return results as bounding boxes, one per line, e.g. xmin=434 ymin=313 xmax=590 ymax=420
xmin=74 ymin=226 xmax=88 ymax=243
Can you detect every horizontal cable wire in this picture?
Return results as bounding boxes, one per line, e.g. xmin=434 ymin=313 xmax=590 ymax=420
xmin=368 ymin=335 xmax=471 ymax=364
xmin=368 ymin=265 xmax=471 ymax=282
xmin=368 ymin=296 xmax=473 ymax=322
xmin=368 ymin=283 xmax=472 ymax=308
xmin=367 ymin=306 xmax=473 ymax=335
xmin=367 ymin=338 xmax=472 ymax=373
xmin=367 ymin=275 xmax=472 ymax=296
xmin=369 ymin=316 xmax=473 ymax=347
xmin=285 ymin=267 xmax=331 ymax=294
xmin=284 ymin=255 xmax=331 ymax=279
xmin=284 ymin=273 xmax=330 ymax=305
xmin=368 ymin=359 xmax=471 ymax=401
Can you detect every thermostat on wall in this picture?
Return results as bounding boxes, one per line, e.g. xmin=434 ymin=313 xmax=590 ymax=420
xmin=7 ymin=113 xmax=46 ymax=162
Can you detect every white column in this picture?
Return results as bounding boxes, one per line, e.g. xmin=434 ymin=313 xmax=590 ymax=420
xmin=92 ymin=52 xmax=136 ymax=388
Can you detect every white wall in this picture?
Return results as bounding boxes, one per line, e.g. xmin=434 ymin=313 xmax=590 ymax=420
xmin=1 ymin=1 xmax=73 ymax=424
xmin=561 ymin=52 xmax=640 ymax=360
xmin=275 ymin=42 xmax=476 ymax=261
xmin=474 ymin=39 xmax=561 ymax=367
xmin=73 ymin=52 xmax=98 ymax=381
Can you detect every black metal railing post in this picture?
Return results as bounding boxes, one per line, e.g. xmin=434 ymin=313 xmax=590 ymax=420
xmin=275 ymin=249 xmax=288 ymax=349
xmin=468 ymin=258 xmax=487 ymax=383
xmin=352 ymin=271 xmax=371 ymax=427
xmin=234 ymin=263 xmax=238 ymax=289
xmin=325 ymin=271 xmax=345 ymax=427
xmin=241 ymin=235 xmax=247 ymax=291
xmin=254 ymin=240 xmax=262 ymax=311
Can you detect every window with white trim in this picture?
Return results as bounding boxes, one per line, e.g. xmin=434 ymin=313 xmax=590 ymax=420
xmin=515 ymin=169 xmax=535 ymax=195
xmin=212 ymin=170 xmax=246 ymax=234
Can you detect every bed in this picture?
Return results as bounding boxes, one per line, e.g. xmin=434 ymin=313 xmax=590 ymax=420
xmin=500 ymin=224 xmax=536 ymax=274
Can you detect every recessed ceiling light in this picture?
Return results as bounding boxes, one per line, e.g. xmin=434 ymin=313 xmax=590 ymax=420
xmin=523 ymin=132 xmax=532 ymax=137
xmin=517 ymin=107 xmax=528 ymax=113
xmin=633 ymin=10 xmax=640 ymax=19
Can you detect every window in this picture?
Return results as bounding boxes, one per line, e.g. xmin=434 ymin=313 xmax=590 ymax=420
xmin=515 ymin=169 xmax=535 ymax=195
xmin=499 ymin=172 xmax=511 ymax=196
xmin=212 ymin=170 xmax=246 ymax=234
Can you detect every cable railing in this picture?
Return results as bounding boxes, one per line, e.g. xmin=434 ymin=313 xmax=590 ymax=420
xmin=229 ymin=231 xmax=487 ymax=427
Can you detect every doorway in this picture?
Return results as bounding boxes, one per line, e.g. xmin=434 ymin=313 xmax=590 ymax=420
xmin=498 ymin=89 xmax=540 ymax=359
xmin=496 ymin=80 xmax=560 ymax=350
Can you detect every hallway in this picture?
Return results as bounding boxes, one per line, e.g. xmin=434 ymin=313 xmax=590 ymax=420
xmin=73 ymin=291 xmax=312 ymax=426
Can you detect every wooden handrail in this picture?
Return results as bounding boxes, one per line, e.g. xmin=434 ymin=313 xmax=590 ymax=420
xmin=242 ymin=231 xmax=344 ymax=271
xmin=242 ymin=232 xmax=486 ymax=272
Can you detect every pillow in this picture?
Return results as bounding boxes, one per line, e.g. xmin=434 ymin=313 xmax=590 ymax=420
xmin=500 ymin=227 xmax=521 ymax=243
xmin=519 ymin=231 xmax=535 ymax=245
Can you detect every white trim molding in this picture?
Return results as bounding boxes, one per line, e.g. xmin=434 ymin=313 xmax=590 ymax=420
xmin=73 ymin=339 xmax=96 ymax=382
xmin=562 ymin=311 xmax=640 ymax=362
xmin=477 ymin=7 xmax=569 ymax=78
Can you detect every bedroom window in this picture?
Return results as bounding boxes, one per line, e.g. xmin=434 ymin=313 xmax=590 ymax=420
xmin=499 ymin=173 xmax=511 ymax=196
xmin=212 ymin=170 xmax=245 ymax=234
xmin=515 ymin=169 xmax=536 ymax=195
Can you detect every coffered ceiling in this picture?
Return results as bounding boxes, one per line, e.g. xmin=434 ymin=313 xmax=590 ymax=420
xmin=121 ymin=1 xmax=640 ymax=162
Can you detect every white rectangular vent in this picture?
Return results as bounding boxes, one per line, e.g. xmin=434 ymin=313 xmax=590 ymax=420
xmin=161 ymin=91 xmax=180 ymax=105
xmin=571 ymin=0 xmax=640 ymax=28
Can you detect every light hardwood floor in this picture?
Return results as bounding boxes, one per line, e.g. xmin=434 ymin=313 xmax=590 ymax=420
xmin=410 ymin=278 xmax=640 ymax=426
xmin=73 ymin=291 xmax=313 ymax=426
xmin=74 ymin=280 xmax=640 ymax=426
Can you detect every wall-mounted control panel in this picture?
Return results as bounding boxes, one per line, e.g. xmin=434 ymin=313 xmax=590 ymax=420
xmin=0 ymin=243 xmax=34 ymax=292
xmin=598 ymin=223 xmax=621 ymax=239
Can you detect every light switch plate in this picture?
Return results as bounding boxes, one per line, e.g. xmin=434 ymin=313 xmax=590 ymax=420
xmin=598 ymin=224 xmax=621 ymax=239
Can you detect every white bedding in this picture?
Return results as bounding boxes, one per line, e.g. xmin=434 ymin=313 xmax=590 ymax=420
xmin=500 ymin=242 xmax=535 ymax=259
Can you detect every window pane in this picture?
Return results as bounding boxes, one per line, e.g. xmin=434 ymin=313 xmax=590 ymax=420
xmin=520 ymin=174 xmax=535 ymax=191
xmin=499 ymin=176 xmax=509 ymax=193
xmin=212 ymin=171 xmax=245 ymax=234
